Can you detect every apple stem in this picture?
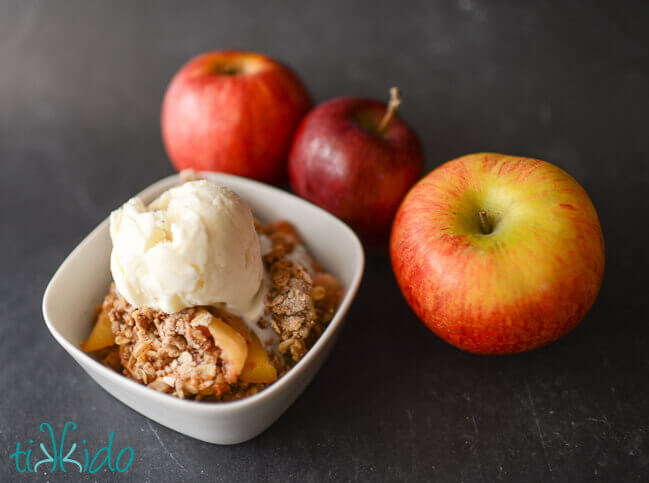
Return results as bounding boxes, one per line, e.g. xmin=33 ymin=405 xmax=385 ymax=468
xmin=478 ymin=210 xmax=492 ymax=234
xmin=222 ymin=64 xmax=237 ymax=75
xmin=376 ymin=87 xmax=402 ymax=136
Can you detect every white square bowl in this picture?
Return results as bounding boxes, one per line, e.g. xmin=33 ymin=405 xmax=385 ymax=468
xmin=42 ymin=172 xmax=364 ymax=444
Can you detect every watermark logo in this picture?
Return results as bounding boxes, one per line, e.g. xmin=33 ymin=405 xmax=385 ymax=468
xmin=9 ymin=422 xmax=134 ymax=474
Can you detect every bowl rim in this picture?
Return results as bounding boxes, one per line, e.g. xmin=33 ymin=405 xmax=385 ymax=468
xmin=42 ymin=171 xmax=365 ymax=414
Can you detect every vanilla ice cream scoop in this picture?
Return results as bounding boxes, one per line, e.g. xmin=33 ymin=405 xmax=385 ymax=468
xmin=109 ymin=179 xmax=264 ymax=314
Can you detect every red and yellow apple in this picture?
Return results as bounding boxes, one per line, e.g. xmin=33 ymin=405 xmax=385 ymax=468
xmin=390 ymin=153 xmax=605 ymax=354
xmin=162 ymin=50 xmax=311 ymax=184
xmin=288 ymin=88 xmax=423 ymax=244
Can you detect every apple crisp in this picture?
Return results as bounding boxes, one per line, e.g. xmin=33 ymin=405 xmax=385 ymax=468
xmin=84 ymin=220 xmax=342 ymax=402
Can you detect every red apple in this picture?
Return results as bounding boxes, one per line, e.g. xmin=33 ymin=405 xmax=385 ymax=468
xmin=390 ymin=153 xmax=605 ymax=355
xmin=162 ymin=50 xmax=311 ymax=184
xmin=288 ymin=88 xmax=424 ymax=244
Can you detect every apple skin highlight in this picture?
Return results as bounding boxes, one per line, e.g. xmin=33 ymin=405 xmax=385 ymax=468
xmin=162 ymin=51 xmax=311 ymax=185
xmin=390 ymin=153 xmax=605 ymax=355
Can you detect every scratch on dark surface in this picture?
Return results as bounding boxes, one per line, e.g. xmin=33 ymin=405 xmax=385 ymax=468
xmin=553 ymin=431 xmax=570 ymax=448
xmin=469 ymin=414 xmax=485 ymax=481
xmin=526 ymin=383 xmax=552 ymax=473
xmin=470 ymin=414 xmax=480 ymax=452
xmin=587 ymin=417 xmax=611 ymax=426
xmin=406 ymin=408 xmax=419 ymax=474
xmin=146 ymin=420 xmax=187 ymax=472
xmin=406 ymin=408 xmax=415 ymax=438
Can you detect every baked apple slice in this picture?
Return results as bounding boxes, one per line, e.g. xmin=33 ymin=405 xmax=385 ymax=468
xmin=193 ymin=309 xmax=248 ymax=384
xmin=220 ymin=313 xmax=278 ymax=384
xmin=81 ymin=309 xmax=115 ymax=352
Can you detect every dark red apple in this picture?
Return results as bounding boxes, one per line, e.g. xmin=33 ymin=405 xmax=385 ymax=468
xmin=288 ymin=88 xmax=424 ymax=244
xmin=162 ymin=50 xmax=311 ymax=184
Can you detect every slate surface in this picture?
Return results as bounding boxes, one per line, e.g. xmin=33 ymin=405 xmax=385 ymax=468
xmin=1 ymin=1 xmax=648 ymax=481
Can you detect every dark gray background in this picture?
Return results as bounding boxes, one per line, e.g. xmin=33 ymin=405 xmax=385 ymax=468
xmin=1 ymin=0 xmax=648 ymax=481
